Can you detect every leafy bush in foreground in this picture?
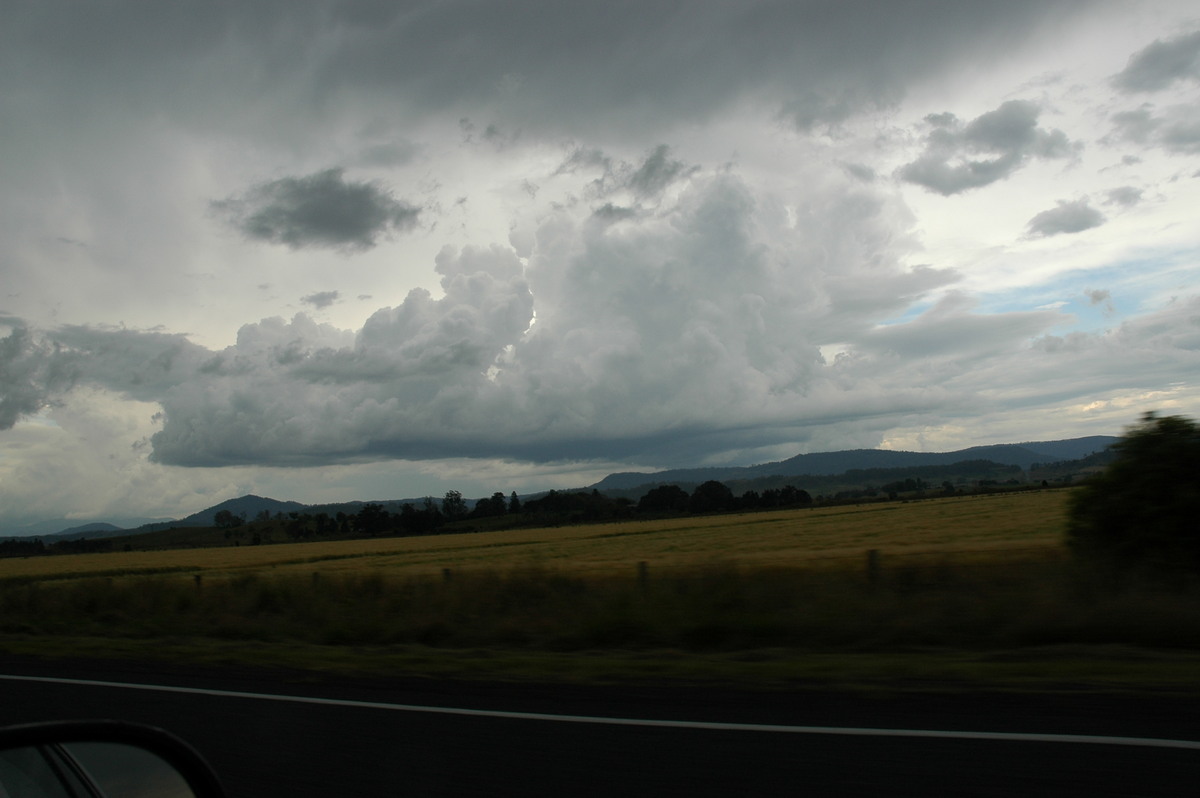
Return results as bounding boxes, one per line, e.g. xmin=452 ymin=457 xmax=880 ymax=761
xmin=1067 ymin=412 xmax=1200 ymax=578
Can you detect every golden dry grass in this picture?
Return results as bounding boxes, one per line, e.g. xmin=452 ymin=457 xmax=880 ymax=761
xmin=6 ymin=488 xmax=1200 ymax=693
xmin=0 ymin=489 xmax=1072 ymax=583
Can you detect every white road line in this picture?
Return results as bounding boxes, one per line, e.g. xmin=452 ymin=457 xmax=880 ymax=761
xmin=3 ymin=673 xmax=1198 ymax=751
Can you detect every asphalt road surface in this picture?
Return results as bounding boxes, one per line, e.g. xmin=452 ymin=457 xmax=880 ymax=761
xmin=0 ymin=660 xmax=1196 ymax=797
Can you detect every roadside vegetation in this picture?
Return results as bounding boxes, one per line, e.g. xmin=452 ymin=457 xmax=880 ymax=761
xmin=2 ymin=537 xmax=1195 ymax=654
xmin=1067 ymin=412 xmax=1200 ymax=580
xmin=2 ymin=486 xmax=1199 ymax=692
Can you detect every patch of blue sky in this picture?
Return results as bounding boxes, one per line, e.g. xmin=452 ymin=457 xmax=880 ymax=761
xmin=974 ymin=252 xmax=1199 ymax=334
xmin=871 ymin=258 xmax=1194 ymax=335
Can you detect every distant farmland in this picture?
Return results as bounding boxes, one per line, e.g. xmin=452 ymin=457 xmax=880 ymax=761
xmin=0 ymin=489 xmax=1072 ymax=583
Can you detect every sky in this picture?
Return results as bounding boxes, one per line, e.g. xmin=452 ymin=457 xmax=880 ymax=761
xmin=2 ymin=0 xmax=1199 ymax=531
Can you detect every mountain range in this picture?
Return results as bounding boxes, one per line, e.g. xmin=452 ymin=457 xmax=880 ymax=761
xmin=4 ymin=435 xmax=1117 ymax=539
xmin=591 ymin=436 xmax=1117 ymax=491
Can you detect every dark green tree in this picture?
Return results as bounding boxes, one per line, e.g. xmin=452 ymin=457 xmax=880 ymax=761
xmin=398 ymin=502 xmax=439 ymax=535
xmin=470 ymin=492 xmax=508 ymax=518
xmin=353 ymin=503 xmax=391 ymax=536
xmin=779 ymin=485 xmax=813 ymax=506
xmin=637 ymin=484 xmax=690 ymax=513
xmin=442 ymin=490 xmax=468 ymax=520
xmin=1067 ymin=412 xmax=1200 ymax=577
xmin=688 ymin=480 xmax=735 ymax=514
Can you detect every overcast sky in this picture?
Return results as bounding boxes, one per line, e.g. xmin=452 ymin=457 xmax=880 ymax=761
xmin=2 ymin=1 xmax=1199 ymax=530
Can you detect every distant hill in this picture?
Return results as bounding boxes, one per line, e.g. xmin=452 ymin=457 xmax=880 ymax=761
xmin=46 ymin=523 xmax=129 ymax=541
xmin=590 ymin=436 xmax=1118 ymax=492
xmin=3 ymin=435 xmax=1119 ymax=539
xmin=2 ymin=516 xmax=171 ymax=540
xmin=174 ymin=495 xmax=308 ymax=527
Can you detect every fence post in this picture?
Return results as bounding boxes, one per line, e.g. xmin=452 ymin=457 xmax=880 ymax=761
xmin=193 ymin=574 xmax=203 ymax=592
xmin=637 ymin=561 xmax=648 ymax=591
xmin=866 ymin=549 xmax=881 ymax=586
xmin=442 ymin=567 xmax=453 ymax=583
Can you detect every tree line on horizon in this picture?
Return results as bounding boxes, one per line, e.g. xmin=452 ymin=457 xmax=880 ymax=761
xmin=230 ymin=480 xmax=819 ymax=543
xmin=2 ymin=470 xmax=1052 ymax=558
xmin=5 ymin=447 xmax=1097 ymax=556
xmin=1 ymin=479 xmax=822 ymax=556
xmin=2 ymin=457 xmax=1065 ymax=557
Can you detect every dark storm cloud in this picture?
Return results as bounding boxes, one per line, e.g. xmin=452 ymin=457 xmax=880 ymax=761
xmin=1108 ymin=107 xmax=1158 ymax=145
xmin=1156 ymin=109 xmax=1200 ymax=153
xmin=307 ymin=0 xmax=1099 ymax=137
xmin=302 ymin=291 xmax=340 ymax=309
xmin=591 ymin=203 xmax=639 ymax=223
xmin=1108 ymin=104 xmax=1200 ymax=154
xmin=627 ymin=145 xmax=698 ymax=198
xmin=0 ymin=322 xmax=77 ymax=429
xmin=897 ymin=100 xmax=1077 ymax=195
xmin=840 ymin=163 xmax=878 ymax=182
xmin=354 ymin=139 xmax=419 ymax=168
xmin=1025 ymin=199 xmax=1106 ymax=237
xmin=46 ymin=326 xmax=211 ymax=404
xmin=1 ymin=1 xmax=1105 ymax=152
xmin=555 ymin=148 xmax=613 ymax=178
xmin=1105 ymin=186 xmax=1142 ymax=207
xmin=212 ymin=169 xmax=420 ymax=251
xmin=558 ymin=145 xmax=698 ymax=203
xmin=0 ymin=320 xmax=214 ymax=431
xmin=1112 ymin=30 xmax=1200 ymax=93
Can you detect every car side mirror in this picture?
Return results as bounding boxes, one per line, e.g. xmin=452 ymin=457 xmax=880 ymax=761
xmin=0 ymin=721 xmax=227 ymax=798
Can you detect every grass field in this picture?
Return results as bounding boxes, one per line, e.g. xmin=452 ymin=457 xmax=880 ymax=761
xmin=3 ymin=488 xmax=1199 ymax=693
xmin=1 ymin=489 xmax=1071 ymax=582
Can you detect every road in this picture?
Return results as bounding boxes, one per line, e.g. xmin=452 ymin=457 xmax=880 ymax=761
xmin=0 ymin=660 xmax=1196 ymax=796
